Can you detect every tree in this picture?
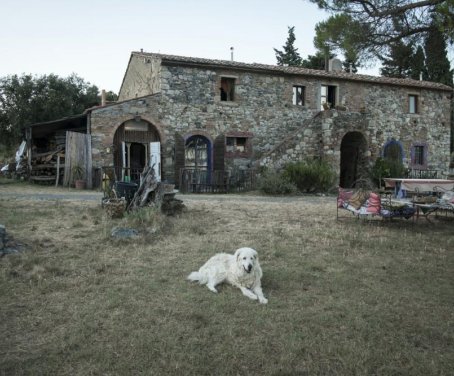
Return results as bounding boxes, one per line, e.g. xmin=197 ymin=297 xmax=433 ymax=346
xmin=301 ymin=51 xmax=332 ymax=70
xmin=379 ymin=41 xmax=414 ymax=78
xmin=274 ymin=26 xmax=303 ymax=66
xmin=0 ymin=73 xmax=104 ymax=147
xmin=307 ymin=0 xmax=454 ymax=63
xmin=314 ymin=13 xmax=362 ymax=70
xmin=410 ymin=45 xmax=427 ymax=80
xmin=424 ymin=22 xmax=454 ymax=86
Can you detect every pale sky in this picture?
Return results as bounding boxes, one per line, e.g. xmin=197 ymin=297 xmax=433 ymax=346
xmin=1 ymin=0 xmax=383 ymax=93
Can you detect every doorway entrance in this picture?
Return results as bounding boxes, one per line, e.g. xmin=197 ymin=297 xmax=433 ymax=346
xmin=113 ymin=119 xmax=160 ymax=183
xmin=340 ymin=132 xmax=368 ymax=188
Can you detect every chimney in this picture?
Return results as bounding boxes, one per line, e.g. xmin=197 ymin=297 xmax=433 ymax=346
xmin=230 ymin=47 xmax=234 ymax=61
xmin=101 ymin=89 xmax=106 ymax=106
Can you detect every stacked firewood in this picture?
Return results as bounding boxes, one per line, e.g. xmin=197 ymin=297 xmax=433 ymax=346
xmin=29 ymin=147 xmax=65 ymax=182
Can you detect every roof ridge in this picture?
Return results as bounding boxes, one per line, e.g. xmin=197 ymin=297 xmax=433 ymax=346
xmin=131 ymin=51 xmax=453 ymax=91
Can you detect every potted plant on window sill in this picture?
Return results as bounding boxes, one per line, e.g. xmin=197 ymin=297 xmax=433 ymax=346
xmin=72 ymin=164 xmax=86 ymax=189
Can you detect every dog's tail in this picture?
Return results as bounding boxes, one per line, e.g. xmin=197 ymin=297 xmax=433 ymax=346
xmin=187 ymin=271 xmax=206 ymax=284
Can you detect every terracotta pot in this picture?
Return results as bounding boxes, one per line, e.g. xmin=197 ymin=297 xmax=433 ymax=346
xmin=74 ymin=180 xmax=86 ymax=189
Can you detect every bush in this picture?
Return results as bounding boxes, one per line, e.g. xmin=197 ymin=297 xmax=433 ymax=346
xmin=370 ymin=157 xmax=406 ymax=188
xmin=258 ymin=170 xmax=298 ymax=195
xmin=283 ymin=159 xmax=335 ymax=193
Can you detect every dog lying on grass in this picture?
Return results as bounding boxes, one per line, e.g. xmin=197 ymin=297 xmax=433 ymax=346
xmin=187 ymin=247 xmax=268 ymax=304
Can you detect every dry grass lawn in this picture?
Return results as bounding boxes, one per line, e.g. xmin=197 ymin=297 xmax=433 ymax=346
xmin=1 ymin=180 xmax=453 ymax=375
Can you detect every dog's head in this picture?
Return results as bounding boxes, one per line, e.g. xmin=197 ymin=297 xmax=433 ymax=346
xmin=235 ymin=247 xmax=259 ymax=274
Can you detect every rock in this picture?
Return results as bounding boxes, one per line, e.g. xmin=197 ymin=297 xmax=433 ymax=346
xmin=111 ymin=227 xmax=139 ymax=239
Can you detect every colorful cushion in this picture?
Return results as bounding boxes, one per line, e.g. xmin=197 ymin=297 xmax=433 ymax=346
xmin=366 ymin=192 xmax=381 ymax=214
xmin=348 ymin=190 xmax=370 ymax=210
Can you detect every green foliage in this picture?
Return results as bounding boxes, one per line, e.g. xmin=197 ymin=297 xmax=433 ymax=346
xmin=314 ymin=13 xmax=362 ymax=70
xmin=0 ymin=73 xmax=117 ymax=147
xmin=283 ymin=159 xmax=335 ymax=193
xmin=410 ymin=45 xmax=427 ymax=80
xmin=273 ymin=26 xmax=303 ymax=66
xmin=380 ymin=41 xmax=414 ymax=78
xmin=424 ymin=21 xmax=453 ymax=86
xmin=301 ymin=51 xmax=331 ymax=70
xmin=71 ymin=165 xmax=85 ymax=180
xmin=370 ymin=157 xmax=406 ymax=188
xmin=258 ymin=169 xmax=298 ymax=195
xmin=308 ymin=0 xmax=454 ymax=64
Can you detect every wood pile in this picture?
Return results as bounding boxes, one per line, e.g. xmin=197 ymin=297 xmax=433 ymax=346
xmin=30 ymin=147 xmax=65 ymax=183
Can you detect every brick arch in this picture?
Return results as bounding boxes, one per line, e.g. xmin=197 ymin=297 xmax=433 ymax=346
xmin=112 ymin=117 xmax=162 ymax=181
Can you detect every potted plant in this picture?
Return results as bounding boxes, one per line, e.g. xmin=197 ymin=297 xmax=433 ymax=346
xmin=72 ymin=164 xmax=86 ymax=189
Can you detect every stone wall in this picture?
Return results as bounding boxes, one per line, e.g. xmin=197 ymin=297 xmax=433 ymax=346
xmin=92 ymin=60 xmax=452 ymax=184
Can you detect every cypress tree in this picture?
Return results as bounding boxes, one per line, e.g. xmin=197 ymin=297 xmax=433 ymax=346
xmin=410 ymin=45 xmax=426 ymax=81
xmin=424 ymin=25 xmax=453 ymax=86
xmin=274 ymin=26 xmax=302 ymax=66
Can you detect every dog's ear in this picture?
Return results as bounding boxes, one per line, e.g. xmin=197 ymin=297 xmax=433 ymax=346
xmin=234 ymin=248 xmax=242 ymax=262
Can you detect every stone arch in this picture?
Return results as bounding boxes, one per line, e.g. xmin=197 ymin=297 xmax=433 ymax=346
xmin=340 ymin=131 xmax=368 ymax=188
xmin=113 ymin=117 xmax=161 ymax=182
xmin=382 ymin=139 xmax=405 ymax=163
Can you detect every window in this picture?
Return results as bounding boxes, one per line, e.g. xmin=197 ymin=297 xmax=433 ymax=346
xmin=409 ymin=95 xmax=418 ymax=114
xmin=411 ymin=143 xmax=427 ymax=167
xmin=220 ymin=77 xmax=235 ymax=101
xmin=226 ymin=137 xmax=247 ymax=152
xmin=293 ymin=85 xmax=305 ymax=106
xmin=321 ymin=85 xmax=336 ymax=109
xmin=185 ymin=136 xmax=209 ymax=170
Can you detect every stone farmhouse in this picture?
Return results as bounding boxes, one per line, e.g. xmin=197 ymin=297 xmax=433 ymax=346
xmin=26 ymin=51 xmax=453 ymax=189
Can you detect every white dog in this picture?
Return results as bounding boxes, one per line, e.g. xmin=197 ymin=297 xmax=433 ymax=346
xmin=187 ymin=247 xmax=268 ymax=304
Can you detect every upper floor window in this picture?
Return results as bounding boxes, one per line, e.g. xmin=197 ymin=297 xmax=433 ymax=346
xmin=220 ymin=77 xmax=235 ymax=101
xmin=321 ymin=85 xmax=336 ymax=110
xmin=293 ymin=85 xmax=305 ymax=106
xmin=408 ymin=94 xmax=418 ymax=114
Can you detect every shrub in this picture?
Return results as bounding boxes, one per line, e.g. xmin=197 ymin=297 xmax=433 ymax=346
xmin=283 ymin=159 xmax=335 ymax=193
xmin=370 ymin=157 xmax=406 ymax=188
xmin=258 ymin=170 xmax=298 ymax=195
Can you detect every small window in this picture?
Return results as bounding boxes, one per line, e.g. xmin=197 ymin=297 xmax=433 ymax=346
xmin=226 ymin=137 xmax=247 ymax=153
xmin=293 ymin=85 xmax=305 ymax=106
xmin=321 ymin=85 xmax=336 ymax=110
xmin=409 ymin=95 xmax=418 ymax=114
xmin=220 ymin=77 xmax=235 ymax=101
xmin=411 ymin=144 xmax=427 ymax=167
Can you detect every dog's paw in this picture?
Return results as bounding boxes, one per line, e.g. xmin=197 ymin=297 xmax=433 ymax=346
xmin=259 ymin=297 xmax=268 ymax=304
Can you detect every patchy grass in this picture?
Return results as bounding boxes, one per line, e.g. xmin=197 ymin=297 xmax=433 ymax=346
xmin=0 ymin=185 xmax=453 ymax=375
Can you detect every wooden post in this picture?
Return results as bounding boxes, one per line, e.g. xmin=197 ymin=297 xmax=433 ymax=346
xmin=55 ymin=155 xmax=60 ymax=187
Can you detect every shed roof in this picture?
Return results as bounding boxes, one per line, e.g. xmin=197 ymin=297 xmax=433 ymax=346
xmin=27 ymin=114 xmax=87 ymax=138
xmin=132 ymin=51 xmax=453 ymax=92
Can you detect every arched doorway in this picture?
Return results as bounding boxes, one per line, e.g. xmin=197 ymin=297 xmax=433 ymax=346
xmin=113 ymin=118 xmax=160 ymax=183
xmin=340 ymin=132 xmax=368 ymax=188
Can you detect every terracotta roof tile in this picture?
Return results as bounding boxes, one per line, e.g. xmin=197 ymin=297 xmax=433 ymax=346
xmin=133 ymin=51 xmax=453 ymax=92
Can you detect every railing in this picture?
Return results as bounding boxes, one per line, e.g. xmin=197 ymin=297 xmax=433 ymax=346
xmin=179 ymin=168 xmax=256 ymax=193
xmin=406 ymin=169 xmax=440 ymax=179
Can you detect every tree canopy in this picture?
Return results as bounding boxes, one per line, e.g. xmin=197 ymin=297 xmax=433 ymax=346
xmin=308 ymin=0 xmax=454 ymax=64
xmin=0 ymin=73 xmax=112 ymax=147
